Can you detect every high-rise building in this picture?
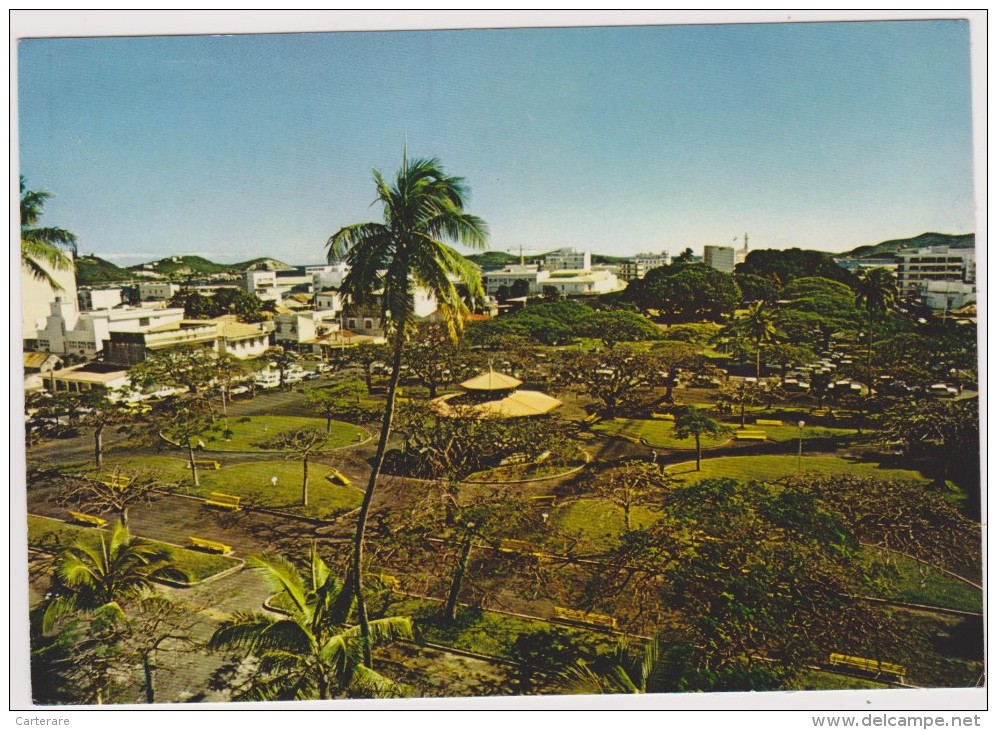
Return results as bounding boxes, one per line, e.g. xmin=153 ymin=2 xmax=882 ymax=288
xmin=895 ymin=247 xmax=975 ymax=296
xmin=703 ymin=245 xmax=736 ymax=273
xmin=544 ymin=248 xmax=591 ymax=272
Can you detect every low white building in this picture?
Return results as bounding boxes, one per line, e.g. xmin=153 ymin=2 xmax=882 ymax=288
xmin=138 ymin=281 xmax=181 ymax=302
xmin=542 ymin=268 xmax=624 ymax=296
xmin=78 ymin=288 xmax=123 ymax=311
xmin=274 ymin=309 xmax=342 ymax=345
xmin=482 ymin=264 xmax=551 ymax=295
xmin=314 ymin=289 xmax=344 ymax=314
xmin=36 ymin=298 xmax=186 ymax=357
xmin=920 ymin=280 xmax=976 ymax=311
xmin=309 ymin=262 xmax=350 ymax=291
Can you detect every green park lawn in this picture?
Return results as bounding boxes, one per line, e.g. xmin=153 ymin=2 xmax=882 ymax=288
xmin=203 ymin=415 xmax=367 ymax=451
xmin=860 ymin=547 xmax=982 ymax=613
xmin=27 ymin=514 xmax=240 ymax=583
xmin=387 ymin=597 xmax=618 ymax=659
xmin=95 ymin=456 xmax=362 ymax=520
xmin=551 ymin=498 xmax=660 ymax=552
xmin=593 ymin=418 xmax=730 ymax=449
xmin=664 ymin=454 xmax=928 ymax=484
xmin=194 ymin=461 xmax=363 ymax=519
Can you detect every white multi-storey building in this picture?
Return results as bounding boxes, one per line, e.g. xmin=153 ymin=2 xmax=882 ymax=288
xmin=35 ymin=298 xmax=186 ymax=357
xmin=895 ymin=247 xmax=975 ymax=296
xmin=21 ymin=252 xmax=78 ymax=339
xmin=274 ymin=310 xmax=342 ymax=345
xmin=545 ymin=248 xmax=592 ymax=272
xmin=703 ymin=245 xmax=736 ymax=273
xmin=619 ymin=251 xmax=670 ymax=281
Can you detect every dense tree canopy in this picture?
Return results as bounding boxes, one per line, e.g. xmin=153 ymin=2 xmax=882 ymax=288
xmin=623 ymin=263 xmax=740 ymax=324
xmin=735 ymin=248 xmax=858 ymax=288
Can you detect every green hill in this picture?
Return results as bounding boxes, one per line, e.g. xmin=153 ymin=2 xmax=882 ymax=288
xmin=126 ymin=255 xmax=294 ymax=278
xmin=75 ymin=255 xmax=140 ymax=285
xmin=841 ymin=232 xmax=975 ymax=259
xmin=466 ymin=251 xmax=521 ymax=268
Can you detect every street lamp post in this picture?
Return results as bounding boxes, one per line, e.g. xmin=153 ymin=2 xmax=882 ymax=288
xmin=797 ymin=420 xmax=805 ymax=474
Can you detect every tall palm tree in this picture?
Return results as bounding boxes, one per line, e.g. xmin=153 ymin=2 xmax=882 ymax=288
xmin=208 ymin=547 xmax=412 ymax=700
xmin=742 ymin=300 xmax=777 ymax=378
xmin=20 ymin=176 xmax=77 ymax=289
xmin=854 ymin=267 xmax=899 ymax=401
xmin=326 ymin=153 xmax=487 ymax=664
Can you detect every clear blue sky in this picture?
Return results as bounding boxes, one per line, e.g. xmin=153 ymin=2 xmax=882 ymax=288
xmin=17 ymin=20 xmax=976 ymax=265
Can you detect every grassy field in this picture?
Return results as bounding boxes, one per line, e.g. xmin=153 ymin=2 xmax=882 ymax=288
xmin=551 ymin=498 xmax=660 ymax=551
xmin=665 ymin=454 xmax=928 ymax=484
xmin=27 ymin=514 xmax=240 ymax=583
xmin=203 ymin=415 xmax=367 ymax=451
xmin=860 ymin=547 xmax=982 ymax=613
xmin=387 ymin=597 xmax=618 ymax=660
xmin=593 ymin=418 xmax=730 ymax=449
xmin=195 ymin=461 xmax=362 ymax=519
xmin=88 ymin=457 xmax=363 ymax=520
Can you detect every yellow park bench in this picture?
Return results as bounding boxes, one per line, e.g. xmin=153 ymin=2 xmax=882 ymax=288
xmin=554 ymin=606 xmax=618 ymax=630
xmin=68 ymin=511 xmax=107 ymax=528
xmin=204 ymin=492 xmax=241 ymax=511
xmin=187 ymin=460 xmax=222 ymax=470
xmin=582 ymin=413 xmax=600 ymax=424
xmin=736 ymin=430 xmax=767 ymax=441
xmin=651 ymin=412 xmax=675 ymax=420
xmin=188 ymin=536 xmax=232 ymax=555
xmin=755 ymin=419 xmax=783 ymax=426
xmin=325 ymin=469 xmax=351 ymax=486
xmin=101 ymin=474 xmax=132 ymax=489
xmin=620 ymin=431 xmax=644 ymax=444
xmin=828 ymin=653 xmax=906 ymax=682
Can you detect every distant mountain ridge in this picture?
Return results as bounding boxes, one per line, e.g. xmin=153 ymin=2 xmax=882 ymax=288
xmin=840 ymin=232 xmax=974 ymax=259
xmin=75 ymin=254 xmax=295 ymax=285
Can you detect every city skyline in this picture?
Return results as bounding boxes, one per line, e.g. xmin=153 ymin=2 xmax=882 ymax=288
xmin=16 ymin=15 xmax=978 ymax=265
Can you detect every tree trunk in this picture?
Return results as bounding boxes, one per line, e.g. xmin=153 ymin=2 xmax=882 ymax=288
xmin=120 ymin=506 xmax=129 ymax=527
xmin=186 ymin=441 xmax=200 ymax=487
xmin=623 ymin=503 xmax=631 ymax=532
xmin=695 ymin=434 xmax=702 ymax=471
xmin=755 ymin=346 xmax=762 ymax=379
xmin=142 ymin=654 xmax=155 ymax=704
xmin=302 ymin=454 xmax=309 ymax=506
xmin=94 ymin=425 xmax=104 ymax=468
xmin=740 ymin=399 xmax=746 ymax=428
xmin=352 ymin=325 xmax=407 ymax=667
xmin=326 ymin=415 xmax=332 ymax=433
xmin=443 ymin=533 xmax=475 ymax=622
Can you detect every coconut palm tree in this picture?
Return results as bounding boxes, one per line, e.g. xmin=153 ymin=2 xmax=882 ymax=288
xmin=854 ymin=267 xmax=899 ymax=318
xmin=326 ymin=153 xmax=487 ymax=664
xmin=742 ymin=300 xmax=777 ymax=379
xmin=38 ymin=521 xmax=184 ymax=633
xmin=208 ymin=547 xmax=412 ymax=700
xmin=20 ymin=176 xmax=77 ymax=289
xmin=557 ymin=633 xmax=672 ymax=695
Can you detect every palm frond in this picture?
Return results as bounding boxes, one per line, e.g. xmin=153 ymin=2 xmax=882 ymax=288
xmin=347 ymin=663 xmax=410 ymax=699
xmin=247 ymin=554 xmax=309 ymax=616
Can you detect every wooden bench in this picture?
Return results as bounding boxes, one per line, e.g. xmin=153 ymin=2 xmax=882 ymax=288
xmin=620 ymin=431 xmax=643 ymax=444
xmin=554 ymin=606 xmax=618 ymax=630
xmin=325 ymin=469 xmax=352 ymax=486
xmin=828 ymin=653 xmax=906 ymax=682
xmin=204 ymin=492 xmax=241 ymax=510
xmin=651 ymin=412 xmax=675 ymax=420
xmin=188 ymin=536 xmax=232 ymax=555
xmin=187 ymin=460 xmax=222 ymax=470
xmin=582 ymin=413 xmax=600 ymax=424
xmin=735 ymin=430 xmax=768 ymax=441
xmin=755 ymin=419 xmax=783 ymax=426
xmin=68 ymin=511 xmax=107 ymax=527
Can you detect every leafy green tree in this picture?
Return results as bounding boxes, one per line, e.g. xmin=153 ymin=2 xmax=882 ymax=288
xmin=403 ymin=321 xmax=480 ymax=398
xmin=673 ymin=406 xmax=729 ymax=470
xmin=326 ymin=154 xmax=487 ymax=664
xmin=509 ymin=279 xmax=530 ymax=298
xmin=507 ymin=628 xmax=592 ymax=694
xmin=149 ymin=395 xmax=216 ymax=487
xmin=625 ymin=263 xmax=740 ymax=324
xmin=542 ymin=284 xmax=563 ymax=301
xmin=583 ymin=310 xmax=661 ymax=348
xmin=264 ymin=346 xmax=298 ymax=390
xmin=341 ymin=343 xmax=389 ymax=390
xmin=674 ymin=247 xmax=694 ymax=263
xmin=650 ymin=341 xmax=711 ymax=404
xmin=66 ymin=390 xmax=131 ymax=468
xmin=20 ymin=176 xmax=76 ymax=289
xmin=735 ymin=272 xmax=779 ymax=304
xmin=168 ymin=288 xmax=218 ymax=319
xmin=208 ymin=548 xmax=412 ymax=700
xmin=129 ymin=346 xmax=222 ymax=395
xmin=735 ymin=248 xmax=857 ymax=287
xmin=306 ymin=379 xmax=368 ymax=432
xmin=713 ymin=380 xmax=767 ymax=428
xmin=742 ymin=301 xmax=777 ymax=378
xmin=261 ymin=428 xmax=330 ymax=506
xmin=557 ymin=633 xmax=673 ymax=695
